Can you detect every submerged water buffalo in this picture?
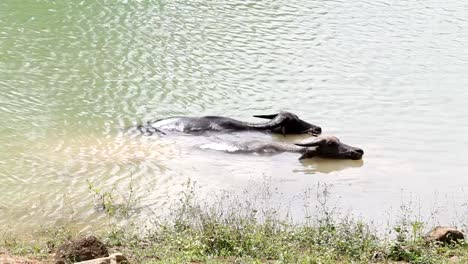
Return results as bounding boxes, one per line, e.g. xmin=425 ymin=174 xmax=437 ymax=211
xmin=137 ymin=111 xmax=322 ymax=135
xmin=201 ymin=135 xmax=364 ymax=160
xmin=294 ymin=135 xmax=364 ymax=160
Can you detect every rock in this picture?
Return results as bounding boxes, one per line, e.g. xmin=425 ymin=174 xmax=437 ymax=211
xmin=54 ymin=235 xmax=109 ymax=264
xmin=424 ymin=226 xmax=464 ymax=244
xmin=75 ymin=253 xmax=128 ymax=264
xmin=371 ymin=251 xmax=385 ymax=261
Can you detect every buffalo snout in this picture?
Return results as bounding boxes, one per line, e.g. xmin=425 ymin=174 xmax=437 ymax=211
xmin=350 ymin=148 xmax=364 ymax=160
xmin=307 ymin=127 xmax=322 ymax=134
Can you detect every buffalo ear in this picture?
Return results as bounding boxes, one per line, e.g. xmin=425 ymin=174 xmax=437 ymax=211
xmin=253 ymin=113 xmax=279 ymax=120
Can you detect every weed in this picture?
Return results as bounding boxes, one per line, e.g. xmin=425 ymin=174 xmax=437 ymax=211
xmin=86 ymin=177 xmax=139 ymax=218
xmin=1 ymin=181 xmax=466 ymax=263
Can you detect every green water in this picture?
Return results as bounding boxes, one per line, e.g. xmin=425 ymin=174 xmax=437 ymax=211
xmin=1 ymin=0 xmax=467 ymax=233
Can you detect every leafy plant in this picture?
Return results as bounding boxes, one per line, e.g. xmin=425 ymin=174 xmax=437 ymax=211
xmin=87 ymin=178 xmax=139 ymax=218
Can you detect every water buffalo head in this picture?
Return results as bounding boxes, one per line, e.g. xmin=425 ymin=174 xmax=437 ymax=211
xmin=295 ymin=135 xmax=364 ymax=160
xmin=253 ymin=111 xmax=322 ymax=135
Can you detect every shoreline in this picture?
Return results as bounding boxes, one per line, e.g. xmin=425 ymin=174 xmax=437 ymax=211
xmin=1 ymin=184 xmax=466 ymax=264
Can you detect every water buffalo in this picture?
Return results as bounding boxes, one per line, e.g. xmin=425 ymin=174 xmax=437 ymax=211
xmin=200 ymin=135 xmax=364 ymax=160
xmin=137 ymin=111 xmax=322 ymax=135
xmin=294 ymin=135 xmax=364 ymax=160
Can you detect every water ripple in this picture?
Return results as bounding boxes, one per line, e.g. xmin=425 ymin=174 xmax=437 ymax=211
xmin=0 ymin=0 xmax=467 ymax=231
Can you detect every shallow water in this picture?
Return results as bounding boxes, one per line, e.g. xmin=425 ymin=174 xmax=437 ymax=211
xmin=1 ymin=0 xmax=467 ymax=232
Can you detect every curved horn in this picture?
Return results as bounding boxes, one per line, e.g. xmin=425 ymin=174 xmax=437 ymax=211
xmin=295 ymin=137 xmax=325 ymax=147
xmin=253 ymin=113 xmax=279 ymax=120
xmin=246 ymin=113 xmax=290 ymax=129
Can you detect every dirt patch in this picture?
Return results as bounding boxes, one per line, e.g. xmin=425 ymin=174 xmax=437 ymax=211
xmin=0 ymin=252 xmax=42 ymax=264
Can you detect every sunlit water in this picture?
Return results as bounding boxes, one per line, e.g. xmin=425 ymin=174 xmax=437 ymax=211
xmin=1 ymin=0 xmax=467 ymax=233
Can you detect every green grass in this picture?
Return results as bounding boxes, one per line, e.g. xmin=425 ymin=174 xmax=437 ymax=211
xmin=1 ymin=182 xmax=467 ymax=263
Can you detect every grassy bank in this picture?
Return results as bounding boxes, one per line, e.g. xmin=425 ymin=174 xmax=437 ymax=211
xmin=1 ymin=182 xmax=467 ymax=263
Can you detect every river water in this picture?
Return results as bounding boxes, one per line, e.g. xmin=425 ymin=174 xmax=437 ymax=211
xmin=1 ymin=0 xmax=467 ymax=233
